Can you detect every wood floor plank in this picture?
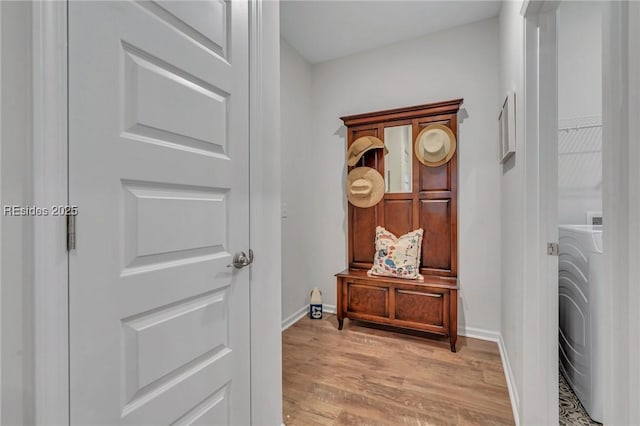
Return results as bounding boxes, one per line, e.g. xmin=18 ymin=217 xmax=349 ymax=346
xmin=283 ymin=316 xmax=514 ymax=426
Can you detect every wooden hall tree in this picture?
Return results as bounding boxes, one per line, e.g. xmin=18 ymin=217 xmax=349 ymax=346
xmin=336 ymin=99 xmax=463 ymax=352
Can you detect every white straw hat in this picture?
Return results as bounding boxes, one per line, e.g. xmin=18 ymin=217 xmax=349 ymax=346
xmin=415 ymin=124 xmax=457 ymax=167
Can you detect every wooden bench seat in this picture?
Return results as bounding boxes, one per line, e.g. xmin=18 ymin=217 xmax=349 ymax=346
xmin=336 ymin=269 xmax=459 ymax=352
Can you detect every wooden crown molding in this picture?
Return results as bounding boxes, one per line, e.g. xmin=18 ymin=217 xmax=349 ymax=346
xmin=340 ymin=98 xmax=464 ymax=127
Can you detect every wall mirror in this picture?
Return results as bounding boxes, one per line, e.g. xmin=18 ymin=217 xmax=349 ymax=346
xmin=384 ymin=125 xmax=413 ymax=192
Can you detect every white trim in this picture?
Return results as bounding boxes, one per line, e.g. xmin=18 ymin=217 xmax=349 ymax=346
xmin=602 ymin=6 xmax=624 ymax=423
xmin=521 ymin=5 xmax=560 ymax=425
xmin=458 ymin=326 xmax=500 ymax=343
xmin=627 ymin=5 xmax=640 ymax=420
xmin=498 ymin=334 xmax=521 ymax=426
xmin=323 ymin=304 xmax=336 ymax=314
xmin=281 ymin=306 xmax=307 ymax=331
xmin=281 ymin=304 xmax=338 ymax=332
xmin=0 ymin=3 xmax=3 ymax=420
xmin=249 ymin=0 xmax=282 ymax=424
xmin=602 ymin=2 xmax=640 ymax=423
xmin=32 ymin=2 xmax=69 ymax=425
xmin=282 ymin=304 xmax=504 ymax=345
xmin=540 ymin=8 xmax=560 ymax=424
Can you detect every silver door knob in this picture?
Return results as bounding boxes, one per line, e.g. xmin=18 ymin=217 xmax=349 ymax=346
xmin=228 ymin=249 xmax=254 ymax=269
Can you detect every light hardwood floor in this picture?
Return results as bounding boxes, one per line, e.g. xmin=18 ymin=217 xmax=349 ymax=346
xmin=283 ymin=315 xmax=514 ymax=426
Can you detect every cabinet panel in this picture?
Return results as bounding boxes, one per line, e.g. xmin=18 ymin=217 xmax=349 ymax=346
xmin=351 ymin=206 xmax=377 ymax=266
xmin=346 ymin=282 xmax=388 ymax=317
xmin=383 ymin=199 xmax=412 ymax=238
xmin=420 ymin=165 xmax=449 ymax=192
xmin=394 ymin=289 xmax=448 ymax=328
xmin=420 ymin=199 xmax=452 ymax=272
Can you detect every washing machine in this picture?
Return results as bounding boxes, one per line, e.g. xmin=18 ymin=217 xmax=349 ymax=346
xmin=558 ymin=224 xmax=604 ymax=422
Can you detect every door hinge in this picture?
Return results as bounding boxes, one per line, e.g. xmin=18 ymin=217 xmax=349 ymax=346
xmin=67 ymin=214 xmax=76 ymax=251
xmin=547 ymin=242 xmax=559 ymax=256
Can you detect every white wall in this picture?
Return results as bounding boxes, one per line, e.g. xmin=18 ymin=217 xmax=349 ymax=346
xmin=303 ymin=17 xmax=502 ymax=334
xmin=280 ymin=39 xmax=313 ymax=322
xmin=558 ymin=2 xmax=602 ymax=122
xmin=498 ymin=0 xmax=525 ymax=418
xmin=1 ymin=2 xmax=35 ymax=425
xmin=557 ymin=2 xmax=603 ymax=225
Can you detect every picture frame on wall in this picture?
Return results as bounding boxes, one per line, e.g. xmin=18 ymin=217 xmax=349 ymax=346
xmin=499 ymin=91 xmax=516 ymax=163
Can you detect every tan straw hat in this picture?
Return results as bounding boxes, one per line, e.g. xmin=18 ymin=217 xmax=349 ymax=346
xmin=347 ymin=136 xmax=388 ymax=166
xmin=414 ymin=124 xmax=457 ymax=167
xmin=346 ymin=167 xmax=384 ymax=208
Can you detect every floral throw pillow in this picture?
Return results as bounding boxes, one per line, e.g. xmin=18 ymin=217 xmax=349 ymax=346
xmin=368 ymin=226 xmax=424 ymax=280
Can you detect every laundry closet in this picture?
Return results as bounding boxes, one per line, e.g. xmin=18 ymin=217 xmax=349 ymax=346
xmin=556 ymin=2 xmax=605 ymax=424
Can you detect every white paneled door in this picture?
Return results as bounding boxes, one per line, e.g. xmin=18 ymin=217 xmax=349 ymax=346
xmin=68 ymin=1 xmax=250 ymax=424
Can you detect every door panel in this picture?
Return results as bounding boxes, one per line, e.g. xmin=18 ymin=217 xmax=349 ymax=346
xmin=122 ymin=44 xmax=229 ymax=153
xmin=68 ymin=1 xmax=249 ymax=424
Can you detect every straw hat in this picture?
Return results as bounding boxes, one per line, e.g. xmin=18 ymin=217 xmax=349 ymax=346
xmin=346 ymin=167 xmax=384 ymax=208
xmin=347 ymin=136 xmax=388 ymax=166
xmin=414 ymin=124 xmax=456 ymax=167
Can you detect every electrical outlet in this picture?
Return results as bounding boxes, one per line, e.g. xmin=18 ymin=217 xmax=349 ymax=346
xmin=586 ymin=211 xmax=603 ymax=226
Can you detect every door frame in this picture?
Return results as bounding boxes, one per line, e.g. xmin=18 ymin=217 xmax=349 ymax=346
xmin=602 ymin=2 xmax=640 ymax=424
xmin=520 ymin=2 xmax=559 ymax=424
xmin=32 ymin=1 xmax=69 ymax=424
xmin=31 ymin=1 xmax=281 ymax=424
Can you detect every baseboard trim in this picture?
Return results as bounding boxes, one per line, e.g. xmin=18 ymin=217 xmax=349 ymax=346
xmin=281 ymin=304 xmax=337 ymax=332
xmin=458 ymin=326 xmax=500 ymax=342
xmin=281 ymin=306 xmax=307 ymax=332
xmin=323 ymin=304 xmax=336 ymax=314
xmin=498 ymin=334 xmax=521 ymax=426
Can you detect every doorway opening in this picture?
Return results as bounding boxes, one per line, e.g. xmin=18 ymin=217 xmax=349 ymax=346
xmin=279 ymin=1 xmax=512 ymax=424
xmin=556 ymin=2 xmax=605 ymax=425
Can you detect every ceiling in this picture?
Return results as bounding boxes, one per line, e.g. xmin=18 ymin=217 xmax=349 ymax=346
xmin=280 ymin=1 xmax=502 ymax=64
